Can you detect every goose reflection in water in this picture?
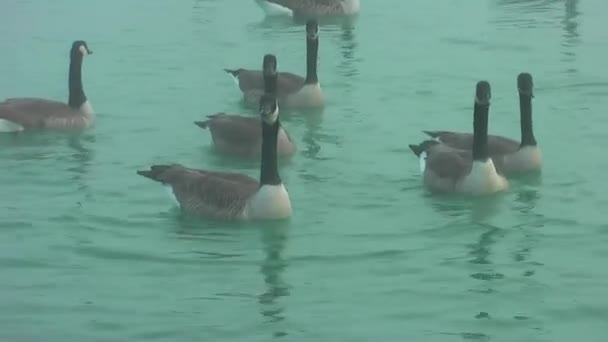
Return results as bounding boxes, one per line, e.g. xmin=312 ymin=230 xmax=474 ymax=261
xmin=258 ymin=223 xmax=291 ymax=338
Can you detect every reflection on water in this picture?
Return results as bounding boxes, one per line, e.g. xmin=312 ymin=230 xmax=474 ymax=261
xmin=258 ymin=224 xmax=291 ymax=339
xmin=561 ymin=0 xmax=580 ymax=73
xmin=65 ymin=132 xmax=95 ymax=198
xmin=426 ymin=193 xmax=507 ymax=224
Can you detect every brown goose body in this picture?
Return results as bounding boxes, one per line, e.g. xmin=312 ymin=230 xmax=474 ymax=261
xmin=254 ymin=0 xmax=360 ymax=17
xmin=195 ymin=113 xmax=296 ymax=159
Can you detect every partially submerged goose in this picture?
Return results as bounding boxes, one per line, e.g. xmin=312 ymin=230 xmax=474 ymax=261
xmin=137 ymin=93 xmax=292 ymax=221
xmin=0 ymin=40 xmax=94 ymax=133
xmin=197 ymin=54 xmax=296 ymax=159
xmin=422 ymin=73 xmax=541 ymax=175
xmin=408 ymin=81 xmax=508 ymax=195
xmin=224 ymin=19 xmax=324 ymax=109
xmin=254 ymin=0 xmax=360 ymax=17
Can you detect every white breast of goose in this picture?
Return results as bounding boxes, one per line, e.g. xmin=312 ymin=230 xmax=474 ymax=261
xmin=243 ymin=184 xmax=292 ymax=220
xmin=287 ymin=83 xmax=324 ymax=107
xmin=342 ymin=0 xmax=361 ymax=15
xmin=503 ymin=145 xmax=542 ymax=174
xmin=458 ymin=159 xmax=508 ymax=195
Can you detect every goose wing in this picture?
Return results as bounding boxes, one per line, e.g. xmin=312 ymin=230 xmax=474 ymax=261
xmin=226 ymin=69 xmax=305 ymax=95
xmin=137 ymin=164 xmax=260 ymax=220
xmin=423 ymin=130 xmax=520 ymax=155
xmin=265 ymin=0 xmax=344 ymax=14
xmin=0 ymin=98 xmax=73 ymax=129
xmin=197 ymin=114 xmax=262 ymax=145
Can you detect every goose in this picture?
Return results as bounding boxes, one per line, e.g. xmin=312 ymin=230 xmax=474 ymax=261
xmin=408 ymin=81 xmax=508 ymax=195
xmin=196 ymin=54 xmax=296 ymax=159
xmin=224 ymin=19 xmax=324 ymax=109
xmin=137 ymin=93 xmax=292 ymax=221
xmin=194 ymin=113 xmax=296 ymax=159
xmin=421 ymin=73 xmax=541 ymax=175
xmin=254 ymin=0 xmax=360 ymax=17
xmin=0 ymin=40 xmax=94 ymax=133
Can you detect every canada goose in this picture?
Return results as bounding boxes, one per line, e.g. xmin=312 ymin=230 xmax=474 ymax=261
xmin=196 ymin=54 xmax=296 ymax=159
xmin=224 ymin=19 xmax=324 ymax=109
xmin=421 ymin=73 xmax=541 ymax=175
xmin=0 ymin=40 xmax=94 ymax=133
xmin=137 ymin=93 xmax=292 ymax=221
xmin=254 ymin=0 xmax=360 ymax=17
xmin=408 ymin=81 xmax=508 ymax=195
xmin=195 ymin=113 xmax=296 ymax=159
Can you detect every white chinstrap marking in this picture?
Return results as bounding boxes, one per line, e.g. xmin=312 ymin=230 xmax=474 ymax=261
xmin=262 ymin=104 xmax=279 ymax=124
xmin=419 ymin=151 xmax=427 ymax=174
xmin=79 ymin=45 xmax=88 ymax=56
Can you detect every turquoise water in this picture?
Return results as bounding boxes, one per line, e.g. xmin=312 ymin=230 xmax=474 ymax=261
xmin=1 ymin=0 xmax=608 ymax=340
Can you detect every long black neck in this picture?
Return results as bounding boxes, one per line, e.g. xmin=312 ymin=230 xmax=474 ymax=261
xmin=264 ymin=73 xmax=277 ymax=95
xmin=260 ymin=120 xmax=281 ymax=186
xmin=519 ymin=94 xmax=536 ymax=147
xmin=304 ymin=38 xmax=319 ymax=84
xmin=472 ymin=103 xmax=490 ymax=161
xmin=68 ymin=55 xmax=87 ymax=108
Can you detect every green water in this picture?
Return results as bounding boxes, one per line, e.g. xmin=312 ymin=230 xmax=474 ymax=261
xmin=2 ymin=0 xmax=608 ymax=340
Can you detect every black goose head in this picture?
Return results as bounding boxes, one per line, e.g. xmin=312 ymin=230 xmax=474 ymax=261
xmin=472 ymin=80 xmax=492 ymax=161
xmin=70 ymin=40 xmax=93 ymax=59
xmin=262 ymin=54 xmax=278 ymax=94
xmin=259 ymin=93 xmax=279 ymax=126
xmin=475 ymin=81 xmax=491 ymax=106
xmin=517 ymin=72 xmax=533 ymax=97
xmin=306 ymin=19 xmax=319 ymax=41
xmin=262 ymin=54 xmax=277 ymax=76
xmin=517 ymin=72 xmax=537 ymax=147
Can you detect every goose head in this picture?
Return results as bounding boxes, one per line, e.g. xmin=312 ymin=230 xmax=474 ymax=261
xmin=306 ymin=19 xmax=319 ymax=41
xmin=71 ymin=40 xmax=93 ymax=59
xmin=475 ymin=80 xmax=491 ymax=106
xmin=262 ymin=54 xmax=277 ymax=77
xmin=259 ymin=94 xmax=279 ymax=125
xmin=518 ymin=72 xmax=533 ymax=97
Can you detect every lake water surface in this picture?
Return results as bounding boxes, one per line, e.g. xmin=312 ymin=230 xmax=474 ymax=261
xmin=1 ymin=0 xmax=608 ymax=341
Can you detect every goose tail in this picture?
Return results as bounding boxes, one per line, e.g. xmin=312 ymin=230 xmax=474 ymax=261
xmin=408 ymin=144 xmax=424 ymax=157
xmin=194 ymin=120 xmax=209 ymax=129
xmin=136 ymin=165 xmax=173 ymax=183
xmin=224 ymin=69 xmax=241 ymax=86
xmin=423 ymin=130 xmax=440 ymax=138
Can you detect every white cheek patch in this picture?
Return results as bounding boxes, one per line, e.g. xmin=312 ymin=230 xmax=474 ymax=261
xmin=263 ymin=105 xmax=279 ymax=124
xmin=79 ymin=45 xmax=88 ymax=56
xmin=419 ymin=151 xmax=427 ymax=174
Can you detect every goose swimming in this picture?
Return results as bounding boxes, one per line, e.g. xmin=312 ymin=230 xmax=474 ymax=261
xmin=224 ymin=19 xmax=324 ymax=109
xmin=254 ymin=0 xmax=360 ymax=17
xmin=196 ymin=54 xmax=296 ymax=159
xmin=0 ymin=40 xmax=94 ymax=133
xmin=408 ymin=81 xmax=509 ymax=195
xmin=421 ymin=73 xmax=541 ymax=176
xmin=137 ymin=74 xmax=292 ymax=221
